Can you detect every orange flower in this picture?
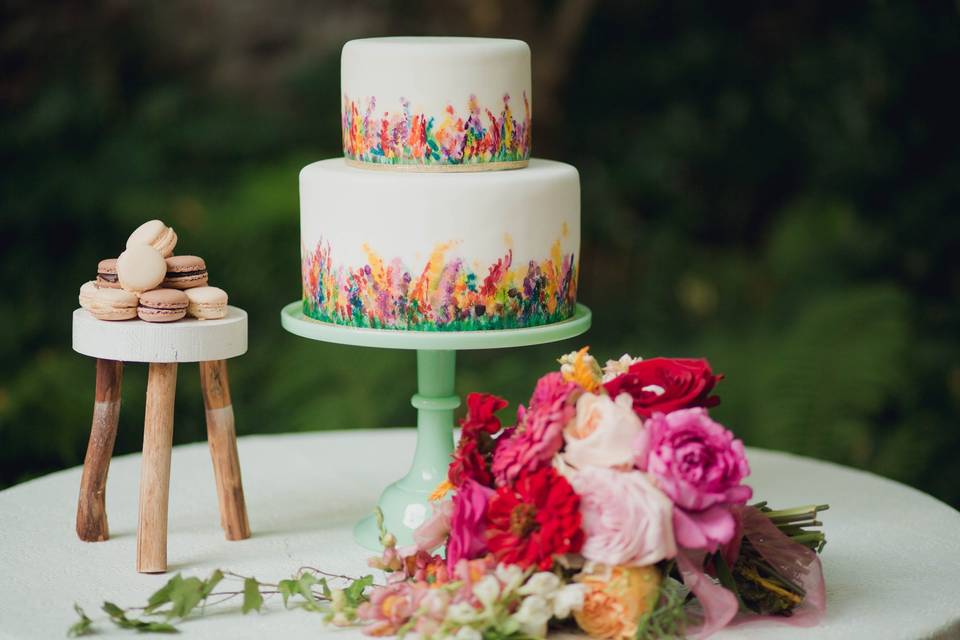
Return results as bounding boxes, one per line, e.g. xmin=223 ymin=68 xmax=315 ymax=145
xmin=573 ymin=565 xmax=661 ymax=639
xmin=560 ymin=346 xmax=602 ymax=392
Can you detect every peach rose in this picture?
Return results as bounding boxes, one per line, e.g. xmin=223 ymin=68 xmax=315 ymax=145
xmin=573 ymin=565 xmax=661 ymax=640
xmin=563 ymin=392 xmax=644 ymax=470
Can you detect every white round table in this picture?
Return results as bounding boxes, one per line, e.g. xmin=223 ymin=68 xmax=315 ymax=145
xmin=1 ymin=430 xmax=958 ymax=639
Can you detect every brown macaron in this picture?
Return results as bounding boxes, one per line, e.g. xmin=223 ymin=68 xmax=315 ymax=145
xmin=137 ymin=288 xmax=189 ymax=323
xmin=163 ymin=255 xmax=209 ymax=289
xmin=96 ymin=258 xmax=121 ymax=289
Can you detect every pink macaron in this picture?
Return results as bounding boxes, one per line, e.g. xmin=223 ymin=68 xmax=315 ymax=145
xmin=137 ymin=289 xmax=189 ymax=323
xmin=163 ymin=255 xmax=209 ymax=289
xmin=96 ymin=258 xmax=121 ymax=289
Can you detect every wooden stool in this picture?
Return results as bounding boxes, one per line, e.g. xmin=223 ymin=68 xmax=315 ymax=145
xmin=72 ymin=306 xmax=250 ymax=573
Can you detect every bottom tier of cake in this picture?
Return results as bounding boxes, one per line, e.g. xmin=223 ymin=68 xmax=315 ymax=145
xmin=299 ymin=158 xmax=580 ymax=331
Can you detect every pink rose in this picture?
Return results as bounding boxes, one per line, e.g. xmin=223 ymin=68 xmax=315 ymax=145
xmin=446 ymin=479 xmax=494 ymax=571
xmin=563 ymin=392 xmax=644 ymax=470
xmin=569 ymin=467 xmax=677 ymax=566
xmin=637 ymin=408 xmax=752 ymax=551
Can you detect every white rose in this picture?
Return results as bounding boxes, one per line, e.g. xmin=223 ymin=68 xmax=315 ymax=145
xmin=552 ymin=583 xmax=587 ymax=618
xmin=602 ymin=354 xmax=642 ymax=382
xmin=512 ymin=595 xmax=553 ymax=638
xmin=563 ymin=393 xmax=644 ymax=469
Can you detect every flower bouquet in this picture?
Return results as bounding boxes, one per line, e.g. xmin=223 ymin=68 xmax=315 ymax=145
xmin=359 ymin=349 xmax=828 ymax=639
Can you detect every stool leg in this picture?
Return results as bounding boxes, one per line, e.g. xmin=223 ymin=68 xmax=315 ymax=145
xmin=137 ymin=362 xmax=177 ymax=573
xmin=76 ymin=359 xmax=123 ymax=542
xmin=200 ymin=359 xmax=251 ymax=541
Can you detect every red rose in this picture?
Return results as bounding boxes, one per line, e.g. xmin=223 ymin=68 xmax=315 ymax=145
xmin=448 ymin=393 xmax=508 ymax=488
xmin=460 ymin=392 xmax=509 ymax=437
xmin=485 ymin=466 xmax=584 ymax=570
xmin=603 ymin=357 xmax=722 ymax=418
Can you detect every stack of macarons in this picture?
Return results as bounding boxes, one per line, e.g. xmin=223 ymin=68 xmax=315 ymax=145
xmin=79 ymin=220 xmax=230 ymax=323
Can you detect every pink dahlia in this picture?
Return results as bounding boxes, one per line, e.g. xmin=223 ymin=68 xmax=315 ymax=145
xmin=491 ymin=372 xmax=578 ymax=485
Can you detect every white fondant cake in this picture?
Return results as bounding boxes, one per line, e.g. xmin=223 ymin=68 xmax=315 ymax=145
xmin=301 ymin=37 xmax=580 ymax=331
xmin=341 ymin=37 xmax=531 ymax=171
xmin=301 ymin=159 xmax=579 ymax=330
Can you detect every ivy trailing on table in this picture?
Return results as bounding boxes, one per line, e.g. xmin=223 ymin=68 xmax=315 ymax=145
xmin=67 ymin=568 xmax=374 ymax=636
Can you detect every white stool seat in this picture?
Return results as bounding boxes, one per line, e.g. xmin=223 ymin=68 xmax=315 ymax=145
xmin=72 ymin=306 xmax=247 ymax=363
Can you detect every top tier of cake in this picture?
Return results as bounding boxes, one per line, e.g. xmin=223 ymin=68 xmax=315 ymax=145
xmin=341 ymin=37 xmax=531 ymax=172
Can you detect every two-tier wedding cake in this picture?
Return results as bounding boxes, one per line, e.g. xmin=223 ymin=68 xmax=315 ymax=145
xmin=300 ymin=37 xmax=580 ymax=331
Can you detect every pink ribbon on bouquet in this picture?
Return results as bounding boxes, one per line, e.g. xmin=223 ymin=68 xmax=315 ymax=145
xmin=677 ymin=549 xmax=738 ymax=639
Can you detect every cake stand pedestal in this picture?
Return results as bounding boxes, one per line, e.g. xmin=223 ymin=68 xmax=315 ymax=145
xmin=280 ymin=301 xmax=591 ymax=550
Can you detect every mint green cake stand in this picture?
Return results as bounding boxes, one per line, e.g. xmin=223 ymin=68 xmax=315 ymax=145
xmin=280 ymin=301 xmax=591 ymax=550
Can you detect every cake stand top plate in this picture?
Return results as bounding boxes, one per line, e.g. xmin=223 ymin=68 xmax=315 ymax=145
xmin=72 ymin=306 xmax=248 ymax=363
xmin=280 ymin=301 xmax=591 ymax=351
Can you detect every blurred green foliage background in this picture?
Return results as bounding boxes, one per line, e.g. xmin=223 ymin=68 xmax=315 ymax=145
xmin=2 ymin=1 xmax=958 ymax=507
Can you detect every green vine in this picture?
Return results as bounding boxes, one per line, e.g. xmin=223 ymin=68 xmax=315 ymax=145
xmin=67 ymin=567 xmax=375 ymax=636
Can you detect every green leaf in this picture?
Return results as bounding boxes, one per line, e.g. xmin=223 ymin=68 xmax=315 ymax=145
xmin=144 ymin=571 xmax=221 ymax=618
xmin=136 ymin=621 xmax=179 ymax=633
xmin=297 ymin=574 xmax=321 ymax=611
xmin=166 ymin=577 xmax=206 ymax=619
xmin=67 ymin=604 xmax=93 ymax=637
xmin=102 ymin=602 xmax=179 ymax=633
xmin=316 ymin=576 xmax=331 ymax=600
xmin=242 ymin=578 xmax=263 ymax=614
xmin=102 ymin=602 xmax=125 ymax=619
xmin=278 ymin=579 xmax=297 ymax=608
xmin=344 ymin=575 xmax=374 ymax=606
xmin=144 ymin=574 xmax=181 ymax=614
xmin=200 ymin=570 xmax=224 ymax=599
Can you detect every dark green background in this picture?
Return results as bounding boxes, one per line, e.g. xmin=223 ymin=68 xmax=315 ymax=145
xmin=2 ymin=1 xmax=958 ymax=508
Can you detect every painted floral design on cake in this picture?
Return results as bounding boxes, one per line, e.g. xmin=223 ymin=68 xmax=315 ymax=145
xmin=302 ymin=236 xmax=576 ymax=331
xmin=342 ymin=93 xmax=531 ymax=167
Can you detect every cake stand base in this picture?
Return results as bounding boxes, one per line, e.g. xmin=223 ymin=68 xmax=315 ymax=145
xmin=280 ymin=301 xmax=591 ymax=550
